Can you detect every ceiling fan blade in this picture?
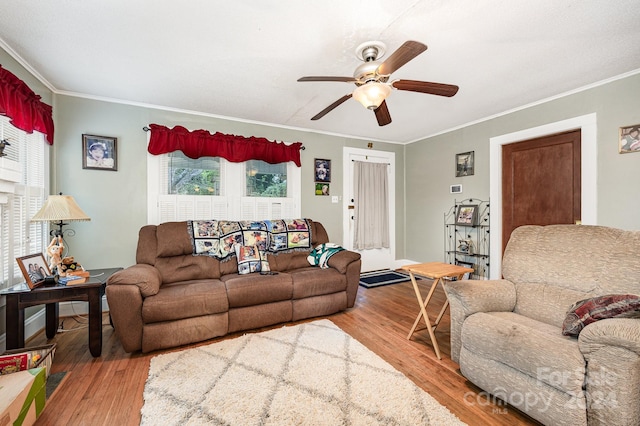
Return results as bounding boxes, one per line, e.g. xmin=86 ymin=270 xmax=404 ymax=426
xmin=298 ymin=76 xmax=357 ymax=83
xmin=311 ymin=94 xmax=353 ymax=120
xmin=374 ymin=100 xmax=392 ymax=126
xmin=392 ymin=80 xmax=459 ymax=97
xmin=376 ymin=41 xmax=427 ymax=76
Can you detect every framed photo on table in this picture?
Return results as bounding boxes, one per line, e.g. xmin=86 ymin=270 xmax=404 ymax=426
xmin=455 ymin=204 xmax=478 ymax=226
xmin=16 ymin=253 xmax=51 ymax=289
xmin=82 ymin=134 xmax=118 ymax=171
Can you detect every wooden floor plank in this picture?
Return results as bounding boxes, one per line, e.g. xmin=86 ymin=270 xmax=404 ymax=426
xmin=30 ymin=280 xmax=540 ymax=425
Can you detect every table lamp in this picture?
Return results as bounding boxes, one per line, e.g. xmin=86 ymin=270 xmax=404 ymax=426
xmin=31 ymin=193 xmax=91 ymax=238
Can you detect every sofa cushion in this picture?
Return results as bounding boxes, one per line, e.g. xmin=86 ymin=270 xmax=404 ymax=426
xmin=142 ymin=279 xmax=228 ymax=323
xmin=154 ymin=254 xmax=221 ymax=283
xmin=309 ymin=220 xmax=329 ymax=245
xmin=288 ymin=267 xmax=347 ymax=299
xmin=220 ymin=258 xmax=238 ymax=275
xmin=136 ymin=225 xmax=158 ymax=266
xmin=462 ymin=311 xmax=585 ymax=395
xmin=562 ymin=294 xmax=640 ymax=337
xmin=221 ymin=272 xmax=293 ymax=308
xmin=235 ymin=244 xmax=270 ymax=274
xmin=156 ymin=221 xmax=193 ymax=257
xmin=514 ymin=283 xmax=593 ymax=328
xmin=269 ymin=251 xmax=312 ymax=272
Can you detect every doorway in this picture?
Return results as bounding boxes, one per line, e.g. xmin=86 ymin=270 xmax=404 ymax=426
xmin=502 ymin=129 xmax=581 ymax=252
xmin=489 ymin=113 xmax=598 ymax=278
xmin=343 ymin=147 xmax=396 ymax=272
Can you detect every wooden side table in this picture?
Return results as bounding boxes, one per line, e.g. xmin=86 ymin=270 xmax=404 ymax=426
xmin=1 ymin=267 xmax=122 ymax=357
xmin=400 ymin=262 xmax=473 ymax=360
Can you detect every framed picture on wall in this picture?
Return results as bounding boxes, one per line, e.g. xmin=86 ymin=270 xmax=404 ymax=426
xmin=619 ymin=124 xmax=640 ymax=153
xmin=315 ymin=183 xmax=330 ymax=196
xmin=455 ymin=151 xmax=474 ymax=177
xmin=82 ymin=134 xmax=118 ymax=171
xmin=16 ymin=253 xmax=51 ymax=289
xmin=314 ymin=158 xmax=331 ymax=182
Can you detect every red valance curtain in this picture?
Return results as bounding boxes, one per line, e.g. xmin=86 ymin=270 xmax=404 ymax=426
xmin=147 ymin=124 xmax=303 ymax=166
xmin=0 ymin=64 xmax=54 ymax=144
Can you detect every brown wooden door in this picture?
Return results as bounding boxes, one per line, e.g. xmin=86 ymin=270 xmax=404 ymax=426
xmin=502 ymin=130 xmax=581 ymax=252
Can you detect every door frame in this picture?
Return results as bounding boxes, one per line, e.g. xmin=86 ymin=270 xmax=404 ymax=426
xmin=489 ymin=113 xmax=597 ymax=279
xmin=342 ymin=147 xmax=396 ymax=271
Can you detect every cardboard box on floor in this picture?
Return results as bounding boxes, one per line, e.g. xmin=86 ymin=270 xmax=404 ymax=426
xmin=0 ymin=368 xmax=46 ymax=426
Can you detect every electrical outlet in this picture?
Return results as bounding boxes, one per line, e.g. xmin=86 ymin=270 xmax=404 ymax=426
xmin=331 ymin=196 xmax=339 ymax=203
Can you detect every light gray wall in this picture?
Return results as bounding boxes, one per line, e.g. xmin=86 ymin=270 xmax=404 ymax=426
xmin=404 ymin=72 xmax=640 ymax=264
xmin=52 ymin=95 xmax=406 ymax=270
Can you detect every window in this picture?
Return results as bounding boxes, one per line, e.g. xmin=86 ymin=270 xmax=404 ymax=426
xmin=147 ymin=140 xmax=300 ymax=224
xmin=168 ymin=151 xmax=221 ymax=196
xmin=0 ymin=116 xmax=49 ymax=290
xmin=245 ymin=160 xmax=287 ymax=197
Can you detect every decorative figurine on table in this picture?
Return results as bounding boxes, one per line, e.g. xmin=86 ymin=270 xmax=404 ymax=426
xmin=46 ymin=236 xmax=65 ymax=275
xmin=46 ymin=236 xmax=85 ymax=278
xmin=59 ymin=256 xmax=83 ymax=275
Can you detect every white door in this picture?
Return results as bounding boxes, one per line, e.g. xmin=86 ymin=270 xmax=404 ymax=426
xmin=343 ymin=147 xmax=395 ymax=272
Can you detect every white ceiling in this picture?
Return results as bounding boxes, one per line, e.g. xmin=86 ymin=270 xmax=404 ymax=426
xmin=1 ymin=0 xmax=639 ymax=144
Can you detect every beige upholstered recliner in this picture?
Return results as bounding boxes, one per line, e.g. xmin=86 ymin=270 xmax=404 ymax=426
xmin=444 ymin=224 xmax=640 ymax=426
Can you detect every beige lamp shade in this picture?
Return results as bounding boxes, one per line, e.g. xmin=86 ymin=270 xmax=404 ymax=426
xmin=31 ymin=195 xmax=91 ymax=223
xmin=352 ymin=82 xmax=392 ymax=110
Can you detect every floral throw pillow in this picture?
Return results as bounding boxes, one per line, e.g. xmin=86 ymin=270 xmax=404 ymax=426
xmin=562 ymin=294 xmax=640 ymax=337
xmin=235 ymin=244 xmax=270 ymax=275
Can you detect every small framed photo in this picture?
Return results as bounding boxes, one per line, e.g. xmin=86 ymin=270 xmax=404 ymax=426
xmin=455 ymin=260 xmax=475 ymax=279
xmin=450 ymin=184 xmax=462 ymax=194
xmin=455 ymin=204 xmax=478 ymax=226
xmin=619 ymin=124 xmax=640 ymax=153
xmin=16 ymin=253 xmax=51 ymax=289
xmin=455 ymin=151 xmax=474 ymax=177
xmin=315 ymin=183 xmax=330 ymax=196
xmin=314 ymin=158 xmax=331 ymax=182
xmin=82 ymin=134 xmax=117 ymax=171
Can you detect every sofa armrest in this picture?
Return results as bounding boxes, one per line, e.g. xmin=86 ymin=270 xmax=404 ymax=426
xmin=443 ymin=279 xmax=516 ymax=363
xmin=444 ymin=279 xmax=517 ymax=316
xmin=578 ymin=318 xmax=640 ymax=425
xmin=106 ymin=264 xmax=162 ymax=297
xmin=324 ymin=250 xmax=361 ymax=308
xmin=327 ymin=250 xmax=361 ymax=274
xmin=579 ymin=318 xmax=640 ymax=356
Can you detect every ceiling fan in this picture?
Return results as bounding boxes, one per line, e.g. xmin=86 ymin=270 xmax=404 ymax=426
xmin=298 ymin=40 xmax=459 ymax=126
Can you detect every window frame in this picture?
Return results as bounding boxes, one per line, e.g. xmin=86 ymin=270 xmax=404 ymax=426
xmin=0 ymin=116 xmax=49 ymax=291
xmin=147 ymin=136 xmax=301 ymax=224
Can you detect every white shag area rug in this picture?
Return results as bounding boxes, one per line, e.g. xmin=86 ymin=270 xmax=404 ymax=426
xmin=141 ymin=319 xmax=466 ymax=425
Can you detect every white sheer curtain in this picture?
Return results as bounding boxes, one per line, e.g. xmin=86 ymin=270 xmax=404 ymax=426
xmin=353 ymin=161 xmax=389 ymax=250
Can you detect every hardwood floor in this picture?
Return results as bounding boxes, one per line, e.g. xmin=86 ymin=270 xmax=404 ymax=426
xmin=29 ymin=279 xmax=541 ymax=425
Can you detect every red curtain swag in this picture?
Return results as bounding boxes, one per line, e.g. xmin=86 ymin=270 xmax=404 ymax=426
xmin=147 ymin=124 xmax=303 ymax=166
xmin=0 ymin=64 xmax=54 ymax=144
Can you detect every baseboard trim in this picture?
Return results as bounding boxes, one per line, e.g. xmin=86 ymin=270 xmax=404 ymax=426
xmin=391 ymin=259 xmax=419 ymax=269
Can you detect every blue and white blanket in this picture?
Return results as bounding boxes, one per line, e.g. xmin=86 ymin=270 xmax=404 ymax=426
xmin=307 ymin=243 xmax=345 ymax=269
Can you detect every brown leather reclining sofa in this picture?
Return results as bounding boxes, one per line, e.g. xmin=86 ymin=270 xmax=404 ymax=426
xmin=106 ymin=219 xmax=361 ymax=353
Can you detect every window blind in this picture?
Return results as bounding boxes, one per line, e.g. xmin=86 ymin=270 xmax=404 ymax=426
xmin=0 ymin=116 xmax=48 ymax=290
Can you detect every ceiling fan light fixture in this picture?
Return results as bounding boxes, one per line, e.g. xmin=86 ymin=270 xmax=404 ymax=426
xmin=352 ymin=82 xmax=391 ymax=110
